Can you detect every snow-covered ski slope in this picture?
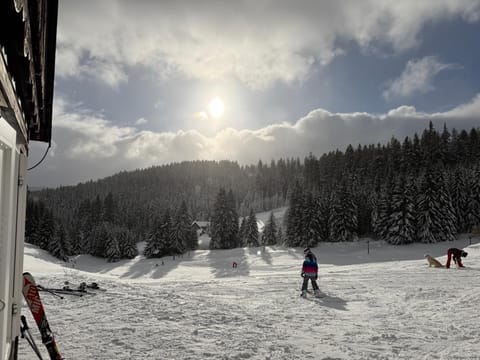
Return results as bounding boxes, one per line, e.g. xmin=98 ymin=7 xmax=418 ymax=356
xmin=20 ymin=236 xmax=480 ymax=360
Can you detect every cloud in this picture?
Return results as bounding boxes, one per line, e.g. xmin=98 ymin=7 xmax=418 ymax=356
xmin=55 ymin=0 xmax=480 ymax=89
xmin=28 ymin=94 xmax=480 ymax=188
xmin=383 ymin=56 xmax=460 ymax=100
xmin=135 ymin=117 xmax=148 ymax=125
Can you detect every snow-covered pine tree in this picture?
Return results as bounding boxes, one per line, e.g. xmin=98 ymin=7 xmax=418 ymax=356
xmin=285 ymin=180 xmax=304 ymax=246
xmin=158 ymin=208 xmax=174 ymax=256
xmin=210 ymin=188 xmax=230 ymax=249
xmin=465 ymin=166 xmax=480 ymax=231
xmin=416 ymin=167 xmax=456 ymax=243
xmin=449 ymin=168 xmax=468 ymax=233
xmin=245 ymin=208 xmax=260 ymax=247
xmin=421 ymin=121 xmax=442 ymax=166
xmin=316 ymin=193 xmax=331 ymax=242
xmin=103 ymin=192 xmax=116 ymax=223
xmin=301 ymin=192 xmax=321 ymax=247
xmin=411 ymin=133 xmax=423 ymax=176
xmin=440 ymin=123 xmax=452 ymax=166
xmin=329 ymin=181 xmax=358 ymax=242
xmin=372 ymin=176 xmax=394 ymax=240
xmin=416 ymin=172 xmax=437 ymax=244
xmin=239 ymin=217 xmax=247 ymax=247
xmin=104 ymin=231 xmax=121 ymax=262
xmin=92 ymin=195 xmax=103 ymax=226
xmin=262 ymin=212 xmax=277 ymax=246
xmin=73 ymin=198 xmax=94 ymax=254
xmin=171 ymin=201 xmax=191 ymax=255
xmin=436 ymin=170 xmax=457 ymax=242
xmin=144 ymin=216 xmax=163 ymax=258
xmin=90 ymin=222 xmax=109 ymax=257
xmin=118 ymin=228 xmax=138 ymax=259
xmin=48 ymin=222 xmax=71 ymax=261
xmin=385 ymin=176 xmax=416 ymax=245
xmin=226 ymin=189 xmax=240 ymax=248
xmin=33 ymin=206 xmax=55 ymax=251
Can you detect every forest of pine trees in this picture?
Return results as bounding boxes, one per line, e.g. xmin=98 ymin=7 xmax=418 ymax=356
xmin=27 ymin=122 xmax=480 ymax=260
xmin=285 ymin=122 xmax=480 ymax=248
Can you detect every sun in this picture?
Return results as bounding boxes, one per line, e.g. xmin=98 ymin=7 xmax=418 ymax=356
xmin=208 ymin=96 xmax=225 ymax=119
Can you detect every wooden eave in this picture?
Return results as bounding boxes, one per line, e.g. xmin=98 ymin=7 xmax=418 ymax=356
xmin=0 ymin=0 xmax=58 ymax=147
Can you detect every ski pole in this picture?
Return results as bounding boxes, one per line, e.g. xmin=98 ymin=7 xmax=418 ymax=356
xmin=21 ymin=315 xmax=45 ymax=360
xmin=38 ymin=286 xmax=65 ymax=299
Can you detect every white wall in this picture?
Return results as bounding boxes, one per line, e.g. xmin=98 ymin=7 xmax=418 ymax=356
xmin=0 ymin=117 xmax=26 ymax=360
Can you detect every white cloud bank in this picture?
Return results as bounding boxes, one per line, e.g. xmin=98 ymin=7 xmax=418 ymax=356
xmin=383 ymin=56 xmax=460 ymax=100
xmin=28 ymin=95 xmax=480 ymax=188
xmin=56 ymin=0 xmax=480 ymax=89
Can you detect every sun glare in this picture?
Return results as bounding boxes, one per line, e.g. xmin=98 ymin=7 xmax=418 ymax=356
xmin=208 ymin=97 xmax=225 ymax=119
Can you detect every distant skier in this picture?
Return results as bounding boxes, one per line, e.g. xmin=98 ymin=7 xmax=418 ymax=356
xmin=445 ymin=248 xmax=468 ymax=268
xmin=300 ymin=247 xmax=321 ymax=297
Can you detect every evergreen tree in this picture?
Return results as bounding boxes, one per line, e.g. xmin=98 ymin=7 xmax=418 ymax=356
xmin=416 ymin=167 xmax=456 ymax=243
xmin=226 ymin=189 xmax=240 ymax=248
xmin=385 ymin=176 xmax=416 ymax=245
xmin=144 ymin=217 xmax=163 ymax=258
xmin=301 ymin=192 xmax=321 ymax=247
xmin=262 ymin=212 xmax=278 ymax=245
xmin=465 ymin=167 xmax=480 ymax=231
xmin=372 ymin=176 xmax=394 ymax=240
xmin=210 ymin=188 xmax=239 ymax=249
xmin=104 ymin=231 xmax=121 ymax=262
xmin=37 ymin=208 xmax=55 ymax=251
xmin=48 ymin=223 xmax=71 ymax=261
xmin=210 ymin=188 xmax=229 ymax=249
xmin=239 ymin=217 xmax=247 ymax=247
xmin=90 ymin=222 xmax=109 ymax=257
xmin=103 ymin=192 xmax=116 ymax=223
xmin=245 ymin=208 xmax=259 ymax=247
xmin=158 ymin=208 xmax=174 ymax=256
xmin=118 ymin=228 xmax=139 ymax=259
xmin=449 ymin=168 xmax=468 ymax=233
xmin=144 ymin=208 xmax=174 ymax=258
xmin=285 ymin=180 xmax=304 ymax=246
xmin=329 ymin=182 xmax=358 ymax=242
xmin=317 ymin=194 xmax=331 ymax=242
xmin=172 ymin=201 xmax=192 ymax=254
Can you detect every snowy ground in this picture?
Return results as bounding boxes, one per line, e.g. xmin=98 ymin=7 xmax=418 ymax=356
xmin=19 ymin=235 xmax=480 ymax=360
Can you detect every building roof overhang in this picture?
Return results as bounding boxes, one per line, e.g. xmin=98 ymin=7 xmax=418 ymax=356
xmin=0 ymin=0 xmax=58 ymax=147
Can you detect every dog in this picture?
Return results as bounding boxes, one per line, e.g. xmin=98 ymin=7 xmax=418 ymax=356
xmin=424 ymin=254 xmax=444 ymax=268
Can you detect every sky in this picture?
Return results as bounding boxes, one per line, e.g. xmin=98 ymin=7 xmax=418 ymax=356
xmin=20 ymin=228 xmax=480 ymax=359
xmin=28 ymin=0 xmax=480 ymax=188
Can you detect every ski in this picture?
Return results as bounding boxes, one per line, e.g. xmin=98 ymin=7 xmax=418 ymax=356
xmin=22 ymin=272 xmax=63 ymax=360
xmin=38 ymin=286 xmax=86 ymax=297
xmin=65 ymin=281 xmax=106 ymax=292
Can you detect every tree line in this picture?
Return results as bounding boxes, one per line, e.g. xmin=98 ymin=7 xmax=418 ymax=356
xmin=284 ymin=122 xmax=480 ymax=247
xmin=27 ymin=122 xmax=480 ymax=260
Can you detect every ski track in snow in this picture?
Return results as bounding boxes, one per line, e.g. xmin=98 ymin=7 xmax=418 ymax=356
xmin=19 ymin=238 xmax=480 ymax=360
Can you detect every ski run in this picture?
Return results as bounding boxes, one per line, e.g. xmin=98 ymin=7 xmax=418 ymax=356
xmin=17 ymin=234 xmax=480 ymax=360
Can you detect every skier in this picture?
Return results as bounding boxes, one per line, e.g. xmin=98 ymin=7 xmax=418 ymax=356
xmin=300 ymin=247 xmax=321 ymax=297
xmin=445 ymin=248 xmax=468 ymax=268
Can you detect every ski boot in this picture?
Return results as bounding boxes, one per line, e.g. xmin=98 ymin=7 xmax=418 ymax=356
xmin=313 ymin=289 xmax=322 ymax=298
xmin=300 ymin=290 xmax=307 ymax=298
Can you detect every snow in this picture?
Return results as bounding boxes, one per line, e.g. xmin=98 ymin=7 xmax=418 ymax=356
xmin=20 ymin=235 xmax=480 ymax=360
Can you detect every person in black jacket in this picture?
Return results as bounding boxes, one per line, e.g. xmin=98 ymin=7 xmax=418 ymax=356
xmin=446 ymin=248 xmax=468 ymax=268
